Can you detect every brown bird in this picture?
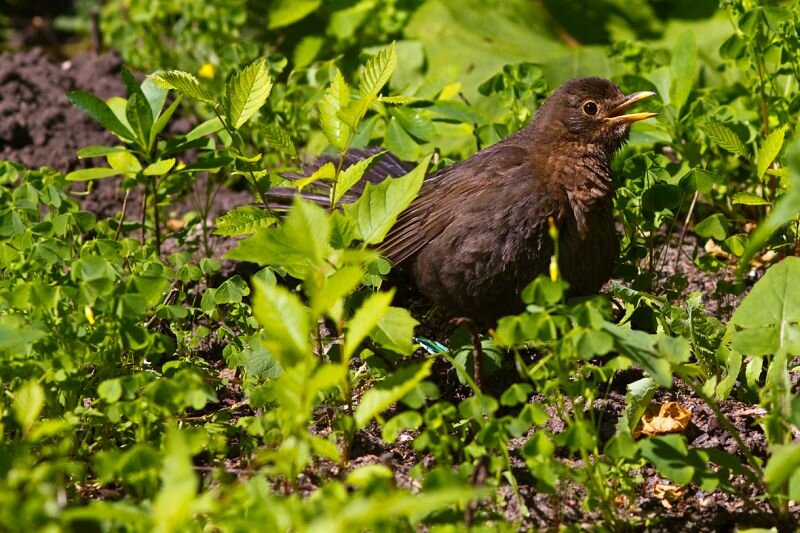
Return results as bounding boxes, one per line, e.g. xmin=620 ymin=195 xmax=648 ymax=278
xmin=276 ymin=77 xmax=656 ymax=324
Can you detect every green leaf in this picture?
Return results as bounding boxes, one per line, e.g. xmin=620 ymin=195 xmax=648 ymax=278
xmin=214 ymin=275 xmax=250 ymax=305
xmin=319 ymin=69 xmax=351 ymax=151
xmin=669 ymin=31 xmax=696 ymax=113
xmin=384 ymin=117 xmax=421 ymax=161
xmin=757 ymin=125 xmax=787 ymax=179
xmin=263 ymin=123 xmax=297 ymax=157
xmin=694 ymin=213 xmax=728 ymax=241
xmin=371 ymin=307 xmax=419 ymax=356
xmin=225 ymin=59 xmax=273 ymax=129
xmin=764 ymin=444 xmax=800 ymax=497
xmin=150 ymin=70 xmax=214 ymax=104
xmin=107 ymin=151 xmax=142 ymax=173
xmin=343 ymin=290 xmax=394 ymax=360
xmin=268 ymin=0 xmax=321 ymax=29
xmin=227 ymin=198 xmax=331 ymax=279
xmin=702 ymin=122 xmax=748 ymax=157
xmin=67 ymin=91 xmax=135 ymax=141
xmin=359 ymin=42 xmax=397 ymax=99
xmin=355 ymin=359 xmax=433 ymax=428
xmin=143 ymin=158 xmax=175 ymax=176
xmin=13 ymin=381 xmax=44 ymax=434
xmin=343 ymin=155 xmax=429 ymax=245
xmin=214 ymin=206 xmax=275 ymax=237
xmin=603 ymin=322 xmax=672 ymax=387
xmin=638 ymin=434 xmax=695 ymax=485
xmin=731 ymin=192 xmax=769 ymax=206
xmin=141 ymin=75 xmax=168 ymax=120
xmin=76 ymin=146 xmax=129 ymax=158
xmin=252 ymin=277 xmax=311 ymax=367
xmin=732 ymin=256 xmax=800 ymax=356
xmin=333 ymin=151 xmax=384 ymax=206
xmin=65 ymin=167 xmax=125 ymax=181
xmin=126 ymin=92 xmax=153 ymax=148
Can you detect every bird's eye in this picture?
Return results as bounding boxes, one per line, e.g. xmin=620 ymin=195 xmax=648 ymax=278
xmin=583 ymin=101 xmax=598 ymax=115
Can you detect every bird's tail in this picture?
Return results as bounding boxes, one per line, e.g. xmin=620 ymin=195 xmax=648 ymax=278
xmin=268 ymin=148 xmax=413 ymax=211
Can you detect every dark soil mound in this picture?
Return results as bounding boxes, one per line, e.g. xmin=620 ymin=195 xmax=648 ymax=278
xmin=0 ymin=48 xmax=123 ymax=171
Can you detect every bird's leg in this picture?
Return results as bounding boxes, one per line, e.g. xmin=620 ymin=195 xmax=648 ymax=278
xmin=450 ymin=317 xmax=483 ymax=392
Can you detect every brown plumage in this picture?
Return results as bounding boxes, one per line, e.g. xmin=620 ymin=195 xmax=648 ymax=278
xmin=275 ymin=77 xmax=656 ymax=324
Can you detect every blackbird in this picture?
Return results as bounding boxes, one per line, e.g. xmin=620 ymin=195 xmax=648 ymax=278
xmin=277 ymin=77 xmax=656 ymax=324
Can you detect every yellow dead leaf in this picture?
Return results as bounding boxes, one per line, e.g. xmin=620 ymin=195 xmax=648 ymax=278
xmin=637 ymin=401 xmax=692 ymax=437
xmin=654 ymin=483 xmax=685 ymax=509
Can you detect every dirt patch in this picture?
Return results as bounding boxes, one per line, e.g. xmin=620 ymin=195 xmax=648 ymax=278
xmin=0 ymin=47 xmax=123 ymax=171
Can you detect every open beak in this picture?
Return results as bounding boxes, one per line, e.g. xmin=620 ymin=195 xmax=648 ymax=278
xmin=605 ymin=91 xmax=657 ymax=123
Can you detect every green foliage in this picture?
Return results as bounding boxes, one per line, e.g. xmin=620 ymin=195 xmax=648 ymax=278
xmin=6 ymin=1 xmax=800 ymax=530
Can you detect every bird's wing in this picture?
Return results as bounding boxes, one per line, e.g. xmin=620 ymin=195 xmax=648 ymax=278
xmin=381 ymin=143 xmax=530 ymax=264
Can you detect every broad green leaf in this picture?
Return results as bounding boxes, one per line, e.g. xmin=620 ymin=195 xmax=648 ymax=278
xmin=620 ymin=377 xmax=658 ymax=433
xmin=268 ymin=0 xmax=321 ymax=29
xmin=13 ymin=380 xmax=44 ymax=434
xmin=141 ymin=75 xmax=168 ymax=120
xmin=214 ymin=275 xmax=250 ymax=305
xmin=638 ymin=434 xmax=695 ymax=485
xmin=333 ymin=151 xmax=384 ymax=205
xmin=293 ymin=162 xmax=336 ymax=191
xmin=65 ymin=167 xmax=125 ymax=181
xmin=343 ymin=155 xmax=430 ymax=245
xmin=126 ymin=92 xmax=153 ymax=148
xmin=308 ymin=265 xmax=363 ymax=320
xmin=225 ymin=59 xmax=273 ymax=129
xmin=143 ymin=158 xmax=176 ymax=176
xmin=603 ymin=322 xmax=672 ymax=387
xmin=694 ymin=213 xmax=728 ymax=241
xmin=757 ymin=125 xmax=787 ymax=179
xmin=184 ymin=117 xmax=224 ymax=142
xmin=371 ymin=306 xmax=419 ymax=356
xmin=359 ymin=43 xmax=397 ymax=99
xmin=702 ymin=122 xmax=748 ymax=157
xmin=731 ymin=192 xmax=769 ymax=206
xmin=227 ymin=198 xmax=331 ymax=279
xmin=152 ymin=430 xmax=199 ymax=533
xmin=150 ymin=94 xmax=183 ymax=145
xmin=764 ymin=444 xmax=800 ymax=498
xmin=343 ymin=290 xmax=394 ymax=360
xmin=252 ymin=277 xmax=311 ymax=367
xmin=355 ymin=359 xmax=433 ymax=428
xmin=214 ymin=206 xmax=275 ymax=237
xmin=385 ymin=117 xmax=421 ymax=161
xmin=732 ymin=256 xmax=800 ymax=356
xmin=76 ymin=146 xmax=129 ymax=158
xmin=669 ymin=31 xmax=696 ymax=113
xmin=67 ymin=90 xmax=135 ymax=141
xmin=319 ymin=69 xmax=351 ymax=150
xmin=107 ymin=151 xmax=142 ymax=173
xmin=150 ymin=70 xmax=214 ymax=104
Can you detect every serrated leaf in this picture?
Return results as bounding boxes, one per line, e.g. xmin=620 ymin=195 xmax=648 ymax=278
xmin=333 ymin=151 xmax=384 ymax=205
xmin=150 ymin=70 xmax=214 ymax=104
xmin=293 ymin=162 xmax=336 ymax=191
xmin=67 ymin=91 xmax=135 ymax=141
xmin=214 ymin=206 xmax=276 ymax=237
xmin=343 ymin=155 xmax=429 ymax=245
xmin=225 ymin=59 xmax=273 ymax=129
xmin=263 ymin=123 xmax=297 ymax=157
xmin=359 ymin=43 xmax=397 ymax=99
xmin=757 ymin=125 xmax=787 ymax=179
xmin=702 ymin=122 xmax=748 ymax=157
xmin=379 ymin=95 xmax=421 ymax=105
xmin=319 ymin=69 xmax=351 ymax=150
xmin=732 ymin=192 xmax=769 ymax=206
xmin=355 ymin=359 xmax=433 ymax=428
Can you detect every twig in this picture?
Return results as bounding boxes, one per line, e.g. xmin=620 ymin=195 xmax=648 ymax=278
xmin=673 ymin=191 xmax=699 ymax=273
xmin=114 ymin=189 xmax=130 ymax=241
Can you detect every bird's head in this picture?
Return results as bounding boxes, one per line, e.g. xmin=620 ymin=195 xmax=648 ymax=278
xmin=532 ymin=77 xmax=657 ymax=155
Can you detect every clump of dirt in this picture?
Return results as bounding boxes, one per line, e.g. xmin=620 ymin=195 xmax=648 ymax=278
xmin=0 ymin=47 xmax=123 ymax=171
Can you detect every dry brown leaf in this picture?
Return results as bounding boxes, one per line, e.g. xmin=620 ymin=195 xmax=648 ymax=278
xmin=654 ymin=483 xmax=685 ymax=509
xmin=637 ymin=401 xmax=692 ymax=437
xmin=166 ymin=218 xmax=185 ymax=231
